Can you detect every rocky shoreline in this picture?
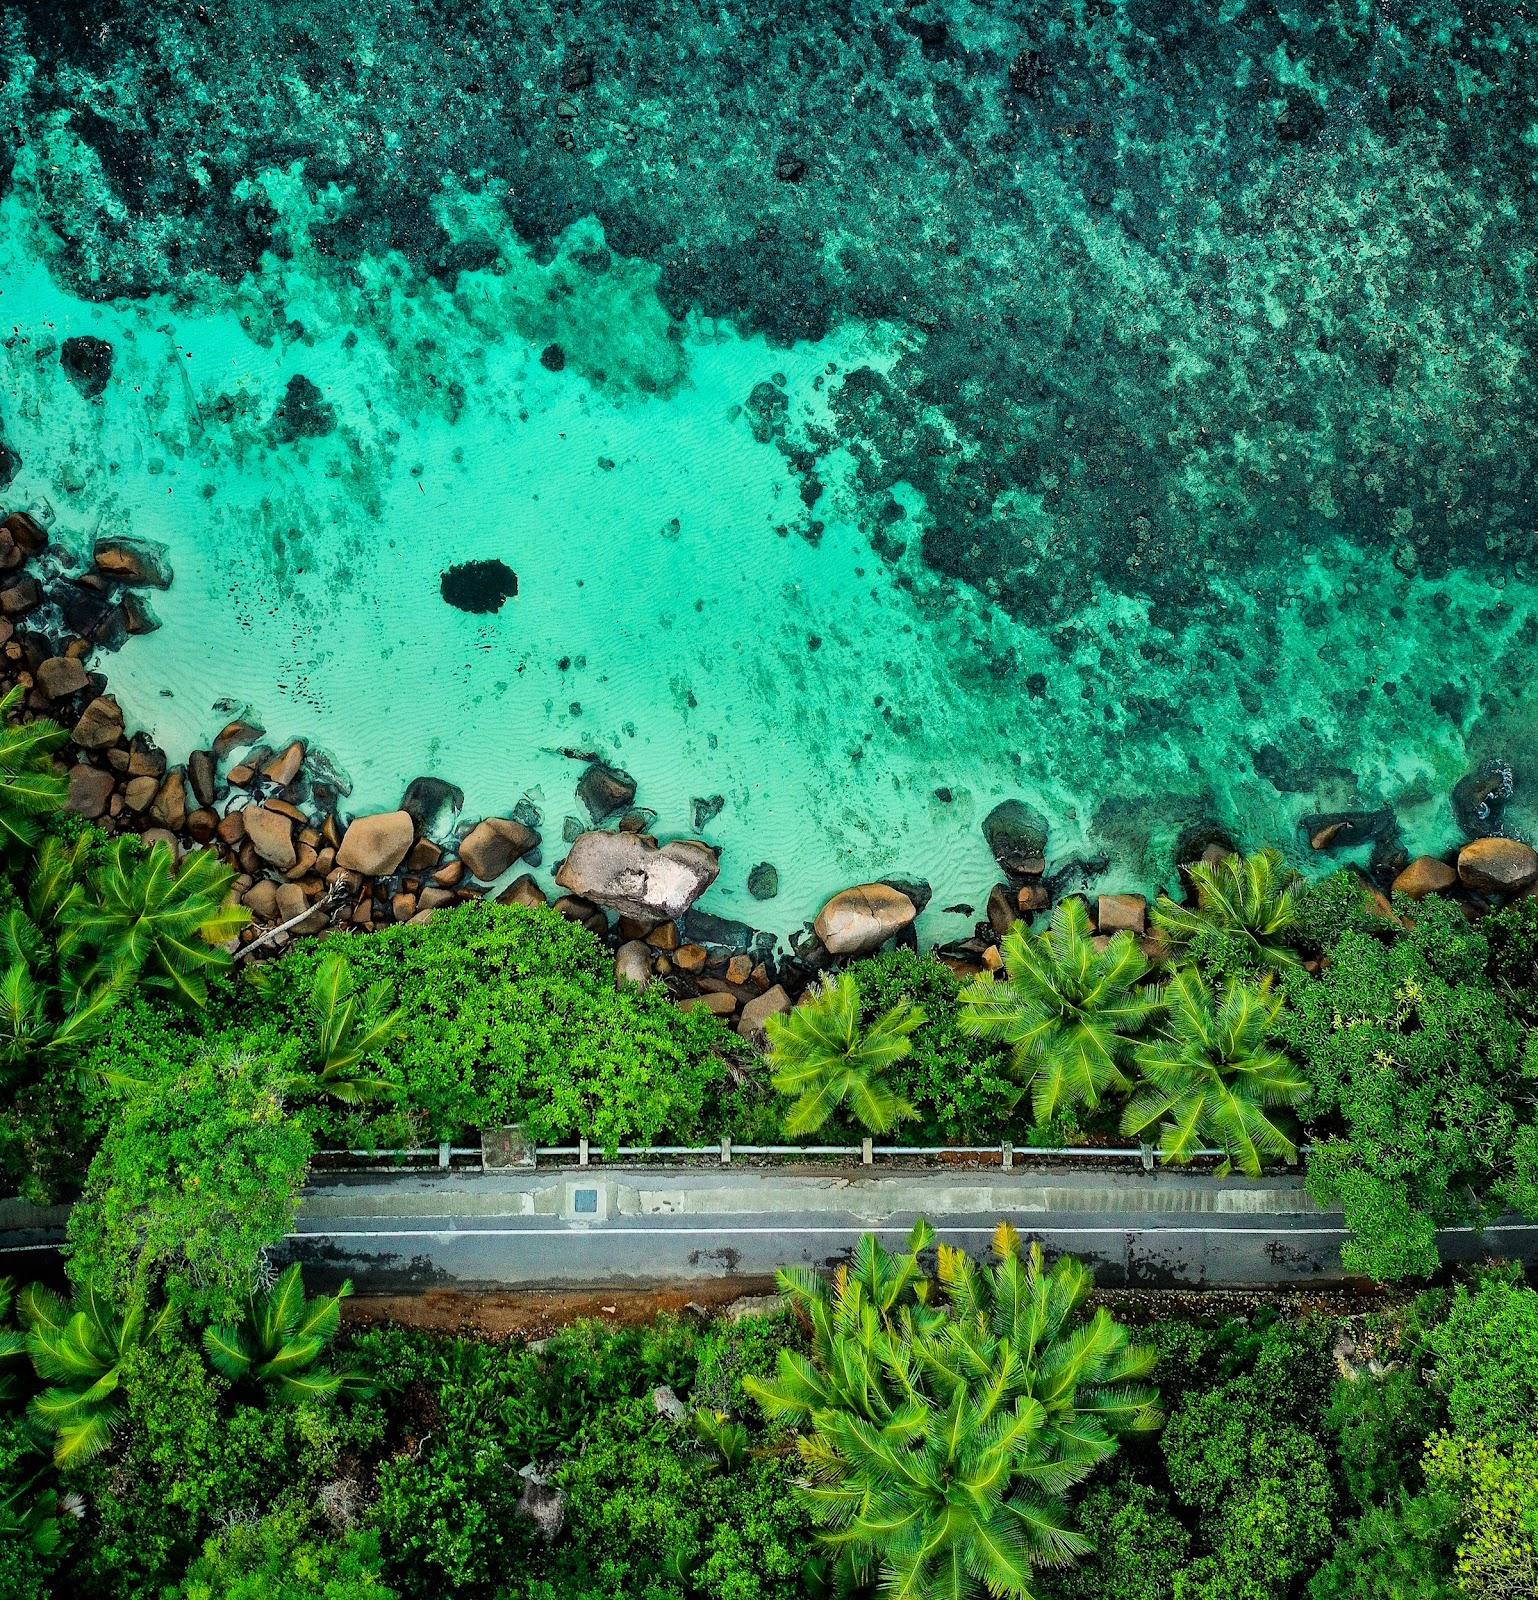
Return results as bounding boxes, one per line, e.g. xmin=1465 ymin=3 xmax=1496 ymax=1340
xmin=3 ymin=500 xmax=1536 ymax=1040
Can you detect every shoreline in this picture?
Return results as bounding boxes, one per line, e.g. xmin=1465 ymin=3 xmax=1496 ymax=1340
xmin=0 ymin=500 xmax=1529 ymax=1034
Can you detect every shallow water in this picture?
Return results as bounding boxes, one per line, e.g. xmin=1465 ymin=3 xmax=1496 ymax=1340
xmin=1 ymin=4 xmax=1536 ymax=938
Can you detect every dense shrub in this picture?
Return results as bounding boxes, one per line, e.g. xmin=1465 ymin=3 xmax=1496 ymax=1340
xmin=1423 ymin=1267 xmax=1538 ymax=1447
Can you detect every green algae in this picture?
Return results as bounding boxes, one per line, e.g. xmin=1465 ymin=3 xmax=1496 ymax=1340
xmin=0 ymin=2 xmax=1535 ymax=937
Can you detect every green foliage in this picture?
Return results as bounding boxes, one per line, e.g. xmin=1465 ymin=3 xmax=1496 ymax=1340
xmin=1484 ymin=893 xmax=1538 ymax=1023
xmin=1305 ymin=1493 xmax=1460 ymax=1600
xmin=19 ymin=1281 xmax=170 ymax=1467
xmin=765 ymin=971 xmax=921 ymax=1135
xmin=1049 ymin=1474 xmax=1191 ymax=1600
xmin=1422 ymin=1432 xmax=1538 ymax=1600
xmin=748 ymin=1221 xmax=1160 ymax=1599
xmin=67 ymin=839 xmax=248 ymax=1008
xmin=1151 ymin=849 xmax=1302 ymax=978
xmin=845 ymin=950 xmax=1019 ymax=1140
xmin=203 ymin=1265 xmax=371 ymax=1404
xmin=1160 ymin=1317 xmax=1335 ymax=1600
xmin=1121 ymin=966 xmax=1306 ymax=1176
xmin=1423 ymin=1268 xmax=1538 ymax=1447
xmin=249 ymin=950 xmax=400 ymax=1105
xmin=178 ymin=1513 xmax=397 ymax=1600
xmin=66 ymin=1043 xmax=312 ymax=1318
xmin=959 ymin=898 xmax=1159 ymax=1123
xmin=237 ymin=904 xmax=735 ymax=1151
xmin=1282 ymin=897 xmax=1530 ymax=1278
xmin=0 ymin=691 xmax=67 ymax=857
xmin=1326 ymin=1367 xmax=1443 ymax=1508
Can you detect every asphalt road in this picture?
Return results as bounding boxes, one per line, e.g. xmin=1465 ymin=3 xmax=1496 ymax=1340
xmin=6 ymin=1168 xmax=1536 ymax=1292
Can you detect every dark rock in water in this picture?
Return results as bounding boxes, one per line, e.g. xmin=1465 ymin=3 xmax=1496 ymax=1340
xmin=56 ymin=578 xmax=126 ymax=650
xmin=94 ymin=535 xmax=173 ymax=588
xmin=562 ymin=814 xmax=585 ymax=844
xmin=1043 ymin=854 xmax=1111 ymax=900
xmin=60 ymin=335 xmax=113 ymax=399
xmin=269 ymin=374 xmax=336 ymax=443
xmin=440 ymin=559 xmax=517 ymax=614
xmin=1174 ymin=820 xmax=1238 ymax=868
xmin=933 ymin=787 xmax=954 ymax=803
xmin=942 ymin=903 xmax=974 ymax=916
xmin=0 ymin=434 xmax=18 ymax=489
xmin=1299 ymin=807 xmax=1396 ymax=852
xmin=188 ymin=749 xmax=219 ymax=809
xmin=118 ymin=590 xmax=161 ymax=636
xmin=401 ymin=775 xmax=465 ymax=834
xmin=513 ymin=796 xmax=542 ymax=830
xmin=683 ymin=908 xmax=775 ymax=960
xmin=982 ymin=799 xmax=1049 ymax=877
xmin=539 ymin=343 xmax=566 ymax=372
xmin=1452 ymin=760 xmax=1514 ymax=838
xmin=691 ymin=794 xmax=724 ymax=831
xmin=577 ymin=760 xmax=636 ymax=821
xmin=747 ymin=861 xmax=779 ymax=900
xmin=774 ymin=155 xmax=806 ymax=182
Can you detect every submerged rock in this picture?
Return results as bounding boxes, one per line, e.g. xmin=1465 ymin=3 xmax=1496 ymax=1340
xmin=401 ymin=775 xmax=464 ymax=834
xmin=982 ymin=800 xmax=1048 ymax=877
xmin=1452 ymin=760 xmax=1514 ymax=838
xmin=60 ymin=335 xmax=113 ymax=399
xmin=269 ymin=374 xmax=335 ymax=443
xmin=93 ymin=536 xmax=173 ymax=589
xmin=814 ymin=882 xmax=917 ymax=957
xmin=577 ymin=761 xmax=636 ymax=821
xmin=747 ymin=861 xmax=779 ymax=900
xmin=691 ymin=794 xmax=725 ymax=830
xmin=555 ymin=830 xmax=719 ymax=921
xmin=440 ymin=559 xmax=517 ymax=614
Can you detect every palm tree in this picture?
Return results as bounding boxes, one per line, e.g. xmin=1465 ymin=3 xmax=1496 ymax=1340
xmin=958 ymin=898 xmax=1160 ymax=1124
xmin=1150 ymin=847 xmax=1301 ymax=976
xmin=747 ymin=1221 xmax=1160 ymax=1599
xmin=68 ymin=838 xmax=249 ymax=1006
xmin=202 ymin=1264 xmax=372 ymax=1402
xmin=305 ymin=952 xmax=400 ymax=1103
xmin=766 ymin=972 xmax=921 ymax=1136
xmin=0 ymin=1278 xmax=29 ymax=1407
xmin=0 ymin=687 xmax=67 ymax=855
xmin=1120 ymin=965 xmax=1308 ymax=1177
xmin=20 ymin=1281 xmax=169 ymax=1466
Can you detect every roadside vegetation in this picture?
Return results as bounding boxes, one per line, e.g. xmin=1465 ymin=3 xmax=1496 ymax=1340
xmin=0 ymin=704 xmax=1533 ymax=1594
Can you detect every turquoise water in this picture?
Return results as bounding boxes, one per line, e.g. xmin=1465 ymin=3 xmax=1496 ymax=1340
xmin=2 ymin=3 xmax=1536 ymax=937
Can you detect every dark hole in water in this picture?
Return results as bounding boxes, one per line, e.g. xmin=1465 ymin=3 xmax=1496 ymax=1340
xmin=441 ymin=559 xmax=518 ymax=614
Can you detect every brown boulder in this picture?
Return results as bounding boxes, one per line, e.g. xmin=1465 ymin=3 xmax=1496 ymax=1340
xmin=738 ymin=984 xmax=791 ymax=1037
xmin=123 ymin=775 xmax=157 ymax=812
xmin=813 ymin=882 xmax=917 ymax=957
xmin=241 ymin=880 xmax=280 ymax=921
xmin=71 ymin=695 xmax=124 ymax=750
xmin=188 ymin=749 xmax=219 ymax=808
xmin=1392 ymin=856 xmax=1458 ymax=900
xmin=149 ymin=769 xmax=188 ymax=832
xmin=36 ymin=656 xmax=88 ymax=701
xmin=554 ymin=830 xmax=719 ymax=922
xmin=1097 ymin=893 xmax=1147 ymax=935
xmin=1457 ymin=837 xmax=1538 ymax=895
xmin=577 ymin=761 xmax=637 ymax=821
xmin=336 ymin=810 xmax=414 ymax=876
xmin=213 ymin=719 xmax=263 ymax=760
xmin=244 ymin=804 xmax=298 ymax=871
xmin=92 ymin=536 xmax=172 ymax=588
xmin=497 ymin=874 xmax=548 ymax=909
xmin=65 ymin=764 xmax=114 ymax=819
xmin=614 ymin=940 xmax=653 ymax=988
xmin=458 ymin=816 xmax=538 ymax=881
xmin=262 ymin=740 xmax=305 ymax=787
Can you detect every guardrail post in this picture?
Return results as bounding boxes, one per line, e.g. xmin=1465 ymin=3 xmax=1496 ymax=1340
xmin=438 ymin=1141 xmax=451 ymax=1170
xmin=579 ymin=1136 xmax=589 ymax=1168
xmin=720 ymin=1136 xmax=731 ymax=1166
xmin=1139 ymin=1141 xmax=1155 ymax=1173
xmin=1001 ymin=1140 xmax=1013 ymax=1172
xmin=861 ymin=1138 xmax=873 ymax=1166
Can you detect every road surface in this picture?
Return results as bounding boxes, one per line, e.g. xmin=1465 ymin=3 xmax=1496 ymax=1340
xmin=9 ymin=1167 xmax=1530 ymax=1292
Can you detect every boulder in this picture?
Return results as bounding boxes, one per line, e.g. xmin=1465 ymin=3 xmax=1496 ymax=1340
xmin=71 ymin=695 xmax=124 ymax=749
xmin=1452 ymin=760 xmax=1513 ymax=839
xmin=92 ymin=536 xmax=173 ymax=589
xmin=497 ymin=874 xmax=548 ymax=909
xmin=1457 ymin=837 xmax=1538 ymax=895
xmin=986 ymin=884 xmax=1017 ymax=937
xmin=982 ymin=799 xmax=1048 ymax=877
xmin=241 ymin=880 xmax=280 ymax=921
xmin=738 ymin=983 xmax=791 ymax=1037
xmin=1096 ymin=893 xmax=1147 ymax=935
xmin=554 ymin=831 xmax=719 ymax=922
xmin=1392 ymin=856 xmax=1458 ymax=900
xmin=65 ymin=764 xmax=114 ymax=820
xmin=614 ymin=940 xmax=653 ymax=988
xmin=149 ymin=769 xmax=188 ymax=832
xmin=576 ymin=761 xmax=636 ymax=821
xmin=747 ymin=861 xmax=779 ymax=900
xmin=123 ymin=775 xmax=157 ymax=812
xmin=213 ymin=719 xmax=263 ymax=759
xmin=813 ymin=883 xmax=918 ymax=956
xmin=36 ymin=656 xmax=88 ymax=701
xmin=336 ymin=811 xmax=414 ymax=876
xmin=188 ymin=749 xmax=219 ymax=808
xmin=244 ymin=804 xmax=298 ymax=871
xmin=458 ymin=816 xmax=538 ymax=881
xmin=262 ymin=740 xmax=305 ymax=787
